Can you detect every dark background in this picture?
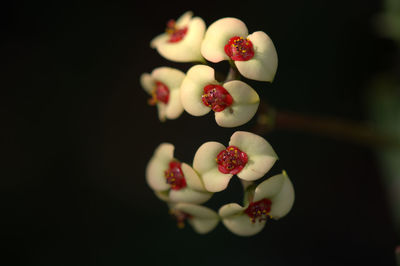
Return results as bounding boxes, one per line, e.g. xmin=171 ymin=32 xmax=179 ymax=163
xmin=2 ymin=0 xmax=399 ymax=265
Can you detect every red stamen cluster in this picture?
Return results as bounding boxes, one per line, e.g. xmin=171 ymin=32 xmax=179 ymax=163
xmin=216 ymin=146 xmax=248 ymax=174
xmin=224 ymin=36 xmax=255 ymax=61
xmin=244 ymin=198 xmax=272 ymax=223
xmin=164 ymin=161 xmax=187 ymax=190
xmin=166 ymin=19 xmax=188 ymax=43
xmin=201 ymin=84 xmax=233 ymax=112
xmin=148 ymin=81 xmax=170 ymax=106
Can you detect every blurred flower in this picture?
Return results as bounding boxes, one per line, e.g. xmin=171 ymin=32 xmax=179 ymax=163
xmin=201 ymin=17 xmax=278 ymax=82
xmin=219 ymin=171 xmax=294 ymax=236
xmin=168 ymin=202 xmax=220 ymax=234
xmin=151 ymin=11 xmax=206 ymax=62
xmin=192 ymin=131 xmax=278 ymax=192
xmin=146 ymin=143 xmax=212 ymax=204
xmin=140 ymin=67 xmax=185 ymax=122
xmin=180 ymin=64 xmax=260 ymax=127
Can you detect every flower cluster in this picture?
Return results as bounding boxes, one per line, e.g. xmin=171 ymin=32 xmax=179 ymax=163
xmin=142 ymin=11 xmax=294 ymax=236
xmin=141 ymin=11 xmax=278 ymax=128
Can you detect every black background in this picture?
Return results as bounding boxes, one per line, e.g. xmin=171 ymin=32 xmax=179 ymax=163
xmin=2 ymin=0 xmax=399 ymax=265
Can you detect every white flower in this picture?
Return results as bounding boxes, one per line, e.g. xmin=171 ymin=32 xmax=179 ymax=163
xmin=146 ymin=143 xmax=212 ymax=204
xmin=201 ymin=17 xmax=278 ymax=82
xmin=180 ymin=65 xmax=260 ymax=127
xmin=168 ymin=203 xmax=220 ymax=234
xmin=140 ymin=67 xmax=185 ymax=122
xmin=150 ymin=11 xmax=206 ymax=63
xmin=219 ymin=171 xmax=294 ymax=236
xmin=192 ymin=131 xmax=278 ymax=192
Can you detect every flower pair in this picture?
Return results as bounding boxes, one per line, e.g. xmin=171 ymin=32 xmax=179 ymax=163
xmin=151 ymin=11 xmax=278 ymax=82
xmin=141 ymin=65 xmax=260 ymax=127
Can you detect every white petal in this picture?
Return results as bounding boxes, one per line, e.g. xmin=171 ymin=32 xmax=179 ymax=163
xmin=222 ymin=213 xmax=266 ymax=236
xmin=169 ymin=187 xmax=212 ymax=204
xmin=202 ymin=167 xmax=232 ymax=192
xmin=180 ymin=65 xmax=216 ymax=116
xmin=175 ymin=202 xmax=218 ymax=219
xmin=181 ymin=163 xmax=206 ymax=192
xmin=156 ymin=17 xmax=206 ymax=62
xmin=151 ymin=67 xmax=185 ymax=90
xmin=175 ymin=11 xmax=193 ymax=27
xmin=154 ymin=190 xmax=169 ymax=202
xmin=235 ymin=31 xmax=278 ymax=82
xmin=257 ymin=172 xmax=295 ymax=219
xmin=214 ymin=80 xmax=260 ymax=127
xmin=145 ymin=143 xmax=174 ymax=191
xmin=229 ymin=131 xmax=278 ymax=181
xmin=218 ymin=203 xmax=246 ymax=218
xmin=193 ymin=141 xmax=226 ymax=173
xmin=165 ymin=89 xmax=184 ymax=120
xmin=156 ymin=103 xmax=167 ymax=122
xmin=189 ymin=218 xmax=219 ymax=234
xmin=140 ymin=73 xmax=154 ymax=95
xmin=150 ymin=33 xmax=169 ymax=49
xmin=201 ymin=17 xmax=248 ymax=63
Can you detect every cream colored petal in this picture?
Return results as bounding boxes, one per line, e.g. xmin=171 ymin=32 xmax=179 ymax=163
xmin=180 ymin=65 xmax=216 ymax=116
xmin=145 ymin=143 xmax=174 ymax=191
xmin=253 ymin=172 xmax=285 ymax=202
xmin=157 ymin=17 xmax=205 ymax=62
xmin=150 ymin=33 xmax=169 ymax=49
xmin=266 ymin=172 xmax=295 ymax=219
xmin=189 ymin=217 xmax=219 ymax=234
xmin=193 ymin=141 xmax=225 ymax=173
xmin=214 ymin=80 xmax=259 ymax=127
xmin=181 ymin=163 xmax=206 ymax=192
xmin=175 ymin=202 xmax=218 ymax=219
xmin=156 ymin=103 xmax=167 ymax=122
xmin=169 ymin=187 xmax=212 ymax=204
xmin=201 ymin=17 xmax=248 ymax=63
xmin=154 ymin=190 xmax=169 ymax=202
xmin=151 ymin=67 xmax=185 ymax=90
xmin=165 ymin=89 xmax=184 ymax=120
xmin=202 ymin=167 xmax=233 ymax=192
xmin=222 ymin=213 xmax=266 ymax=236
xmin=229 ymin=131 xmax=278 ymax=181
xmin=235 ymin=31 xmax=278 ymax=82
xmin=175 ymin=11 xmax=193 ymax=26
xmin=140 ymin=73 xmax=154 ymax=95
xmin=218 ymin=203 xmax=246 ymax=218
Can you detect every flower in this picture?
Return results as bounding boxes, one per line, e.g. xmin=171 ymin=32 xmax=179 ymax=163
xmin=150 ymin=11 xmax=206 ymax=63
xmin=180 ymin=64 xmax=260 ymax=127
xmin=201 ymin=17 xmax=278 ymax=82
xmin=146 ymin=143 xmax=213 ymax=204
xmin=192 ymin=131 xmax=278 ymax=192
xmin=140 ymin=67 xmax=185 ymax=122
xmin=168 ymin=202 xmax=220 ymax=234
xmin=219 ymin=171 xmax=294 ymax=236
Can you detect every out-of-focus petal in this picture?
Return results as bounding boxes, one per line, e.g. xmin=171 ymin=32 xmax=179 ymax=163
xmin=201 ymin=17 xmax=248 ymax=63
xmin=169 ymin=188 xmax=212 ymax=204
xmin=140 ymin=73 xmax=154 ymax=94
xmin=181 ymin=163 xmax=206 ymax=192
xmin=165 ymin=89 xmax=184 ymax=120
xmin=193 ymin=141 xmax=226 ymax=173
xmin=145 ymin=143 xmax=174 ymax=191
xmin=151 ymin=67 xmax=185 ymax=90
xmin=222 ymin=213 xmax=266 ymax=236
xmin=175 ymin=11 xmax=193 ymax=27
xmin=201 ymin=167 xmax=232 ymax=192
xmin=219 ymin=203 xmax=246 ymax=218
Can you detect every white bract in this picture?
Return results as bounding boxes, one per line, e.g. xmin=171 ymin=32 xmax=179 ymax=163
xmin=180 ymin=65 xmax=260 ymax=127
xmin=201 ymin=17 xmax=278 ymax=82
xmin=192 ymin=131 xmax=278 ymax=192
xmin=140 ymin=67 xmax=185 ymax=122
xmin=146 ymin=143 xmax=212 ymax=204
xmin=151 ymin=11 xmax=206 ymax=63
xmin=169 ymin=202 xmax=220 ymax=234
xmin=219 ymin=171 xmax=295 ymax=236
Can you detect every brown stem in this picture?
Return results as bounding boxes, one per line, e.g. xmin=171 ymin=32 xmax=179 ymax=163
xmin=253 ymin=102 xmax=400 ymax=149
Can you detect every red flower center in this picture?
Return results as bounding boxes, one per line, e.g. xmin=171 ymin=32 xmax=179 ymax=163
xmin=164 ymin=161 xmax=187 ymax=190
xmin=216 ymin=146 xmax=248 ymax=174
xmin=201 ymin=84 xmax=233 ymax=112
xmin=244 ymin=198 xmax=272 ymax=223
xmin=224 ymin=36 xmax=255 ymax=61
xmin=148 ymin=81 xmax=169 ymax=105
xmin=166 ymin=19 xmax=188 ymax=43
